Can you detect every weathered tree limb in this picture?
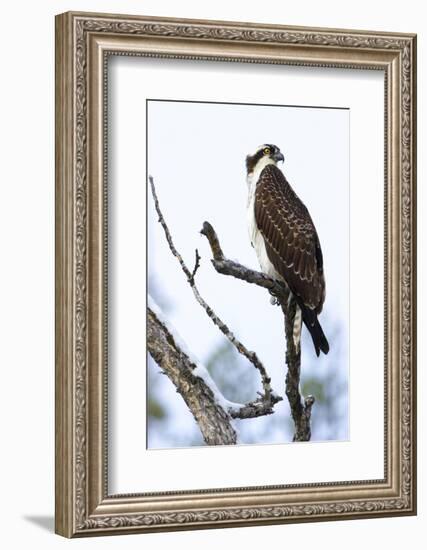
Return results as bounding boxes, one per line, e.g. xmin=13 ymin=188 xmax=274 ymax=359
xmin=148 ymin=176 xmax=282 ymax=437
xmin=201 ymin=221 xmax=315 ymax=442
xmin=201 ymin=221 xmax=291 ymax=304
xmin=148 ymin=307 xmax=237 ymax=445
xmin=228 ymin=398 xmax=281 ymax=420
xmin=148 ymin=303 xmax=280 ymax=428
xmin=282 ymin=300 xmax=315 ymax=442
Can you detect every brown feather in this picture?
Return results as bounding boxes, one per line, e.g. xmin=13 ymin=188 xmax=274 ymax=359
xmin=254 ymin=164 xmax=325 ymax=314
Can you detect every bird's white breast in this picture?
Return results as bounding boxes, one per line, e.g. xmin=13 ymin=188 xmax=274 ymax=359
xmin=246 ymin=160 xmax=283 ymax=281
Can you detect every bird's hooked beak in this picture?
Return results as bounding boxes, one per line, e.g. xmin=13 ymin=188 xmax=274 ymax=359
xmin=273 ymin=151 xmax=284 ymax=163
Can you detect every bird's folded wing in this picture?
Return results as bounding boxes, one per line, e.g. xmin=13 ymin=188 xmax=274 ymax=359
xmin=254 ymin=165 xmax=325 ymax=313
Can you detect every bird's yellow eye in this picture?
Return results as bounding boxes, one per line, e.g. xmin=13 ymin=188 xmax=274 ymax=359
xmin=263 ymin=147 xmax=271 ymax=155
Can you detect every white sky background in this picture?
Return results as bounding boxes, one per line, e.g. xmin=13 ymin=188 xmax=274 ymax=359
xmin=147 ymin=100 xmax=349 ymax=446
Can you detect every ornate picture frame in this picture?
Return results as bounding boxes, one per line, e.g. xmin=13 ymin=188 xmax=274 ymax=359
xmin=55 ymin=11 xmax=416 ymax=537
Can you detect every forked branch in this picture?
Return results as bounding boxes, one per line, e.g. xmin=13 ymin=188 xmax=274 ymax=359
xmin=148 ymin=306 xmax=237 ymax=445
xmin=148 ymin=176 xmax=282 ymax=439
xmin=201 ymin=221 xmax=315 ymax=441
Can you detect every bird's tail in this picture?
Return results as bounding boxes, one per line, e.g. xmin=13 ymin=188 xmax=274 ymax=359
xmin=299 ymin=303 xmax=329 ymax=357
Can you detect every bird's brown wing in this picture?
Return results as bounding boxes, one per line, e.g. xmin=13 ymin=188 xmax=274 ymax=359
xmin=254 ymin=164 xmax=325 ymax=313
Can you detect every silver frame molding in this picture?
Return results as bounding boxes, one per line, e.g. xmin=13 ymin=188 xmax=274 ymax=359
xmin=55 ymin=11 xmax=417 ymax=538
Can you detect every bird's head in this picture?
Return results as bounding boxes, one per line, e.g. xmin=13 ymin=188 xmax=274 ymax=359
xmin=245 ymin=144 xmax=284 ymax=175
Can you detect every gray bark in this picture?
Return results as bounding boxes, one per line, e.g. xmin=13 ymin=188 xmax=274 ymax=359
xmin=201 ymin=221 xmax=314 ymax=442
xmin=282 ymin=300 xmax=315 ymax=441
xmin=148 ymin=307 xmax=238 ymax=445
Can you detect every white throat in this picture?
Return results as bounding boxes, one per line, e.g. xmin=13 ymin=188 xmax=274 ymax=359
xmin=246 ymin=156 xmax=277 ymax=192
xmin=246 ymin=157 xmax=282 ymax=282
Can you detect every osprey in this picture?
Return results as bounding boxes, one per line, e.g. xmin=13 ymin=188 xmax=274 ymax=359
xmin=246 ymin=144 xmax=329 ymax=356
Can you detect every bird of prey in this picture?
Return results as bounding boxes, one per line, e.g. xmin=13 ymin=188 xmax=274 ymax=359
xmin=246 ymin=144 xmax=329 ymax=356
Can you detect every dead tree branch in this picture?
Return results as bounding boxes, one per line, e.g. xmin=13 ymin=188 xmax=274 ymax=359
xmin=282 ymin=301 xmax=315 ymax=441
xmin=201 ymin=221 xmax=315 ymax=442
xmin=148 ymin=307 xmax=237 ymax=445
xmin=148 ymin=176 xmax=282 ymax=438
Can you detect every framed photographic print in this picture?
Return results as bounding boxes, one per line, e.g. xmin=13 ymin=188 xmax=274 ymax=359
xmin=55 ymin=11 xmax=417 ymax=537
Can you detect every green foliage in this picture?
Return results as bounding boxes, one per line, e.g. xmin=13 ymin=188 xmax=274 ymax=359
xmin=205 ymin=339 xmax=258 ymax=403
xmin=301 ymin=378 xmax=327 ymax=404
xmin=148 ymin=396 xmax=166 ymax=420
xmin=300 ymin=321 xmax=348 ymax=441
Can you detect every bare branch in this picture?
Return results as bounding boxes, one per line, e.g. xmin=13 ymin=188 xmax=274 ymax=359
xmin=149 ymin=175 xmax=194 ymax=283
xmin=282 ymin=300 xmax=315 ymax=442
xmin=201 ymin=221 xmax=290 ymax=304
xmin=201 ymin=220 xmax=314 ymax=441
xmin=190 ymin=249 xmax=201 ymax=282
xmin=148 ymin=307 xmax=237 ymax=445
xmin=148 ymin=176 xmax=282 ymax=427
xmin=228 ymin=397 xmax=281 ymax=419
xmin=201 ymin=220 xmax=225 ymax=261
